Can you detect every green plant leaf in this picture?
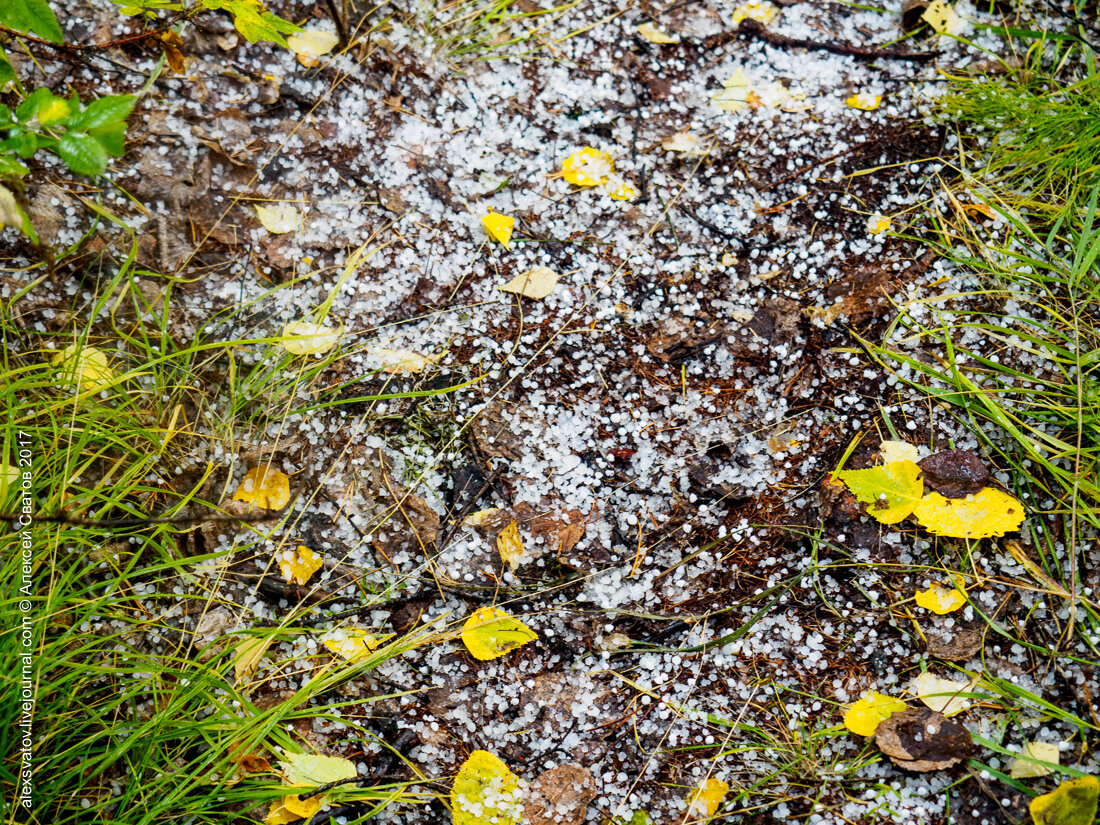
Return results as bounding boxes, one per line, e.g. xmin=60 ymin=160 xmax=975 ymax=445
xmin=0 ymin=182 xmax=38 ymax=243
xmin=68 ymin=94 xmax=136 ymax=131
xmin=834 ymin=460 xmax=924 ymax=524
xmin=57 ymin=132 xmax=108 ymax=175
xmin=90 ymin=121 xmax=127 ymax=156
xmin=1030 ymin=776 xmax=1099 ymax=825
xmin=15 ymin=87 xmax=52 ymax=122
xmin=199 ymin=0 xmax=302 ymax=46
xmin=0 ymin=0 xmax=64 ymax=43
xmin=0 ymin=152 xmax=29 ymax=179
xmin=2 ymin=131 xmax=39 ymax=159
xmin=0 ymin=48 xmax=16 ymax=90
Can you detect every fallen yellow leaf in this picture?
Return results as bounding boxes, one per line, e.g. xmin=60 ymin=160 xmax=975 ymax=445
xmin=279 ymin=752 xmax=358 ymax=786
xmin=712 ymin=69 xmax=751 ymax=113
xmin=452 ymin=750 xmax=523 ymax=825
xmin=731 ymin=1 xmax=779 ymax=25
xmin=846 ymin=92 xmax=882 ymax=111
xmin=835 ymin=460 xmax=923 ymax=524
xmin=500 ymin=266 xmax=559 ymax=300
xmin=909 ymin=671 xmax=973 ymax=716
xmin=1030 ymin=776 xmax=1099 ymax=825
xmin=51 ymin=344 xmax=115 ymax=390
xmin=561 ymin=147 xmax=614 ymax=187
xmin=281 ymin=320 xmax=341 ymax=356
xmin=921 ymin=0 xmax=963 ymax=34
xmin=915 ymin=581 xmax=967 ymax=614
xmin=287 ymin=28 xmax=339 ymax=66
xmin=482 ymin=211 xmax=514 ymax=248
xmin=866 ymin=213 xmax=892 ymax=235
xmin=322 ymin=627 xmax=391 ymax=662
xmin=234 ymin=466 xmax=291 ymax=510
xmin=912 ymin=488 xmax=1026 ymax=539
xmin=461 ymin=606 xmax=537 ymax=661
xmin=878 ymin=439 xmax=917 ymax=463
xmin=234 ymin=635 xmax=274 ymax=685
xmin=254 ymin=203 xmax=302 ymax=234
xmin=636 ymin=21 xmax=678 ymax=43
xmin=368 ymin=346 xmax=439 ymax=374
xmin=843 ymin=692 xmax=907 ymax=736
xmin=685 ymin=776 xmax=729 ymax=819
xmin=496 ymin=521 xmax=525 ymax=571
xmin=279 ymin=545 xmax=323 ymax=586
xmin=661 ymin=132 xmax=708 ymax=155
xmin=603 ymin=176 xmax=637 ymax=202
xmin=1010 ymin=741 xmax=1060 ymax=779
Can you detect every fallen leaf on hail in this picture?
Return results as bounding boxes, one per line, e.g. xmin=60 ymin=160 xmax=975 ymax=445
xmin=685 ymin=776 xmax=729 ymax=819
xmin=962 ymin=202 xmax=997 ymax=221
xmin=280 ymin=752 xmax=358 ymax=786
xmin=909 ymin=671 xmax=974 ymax=716
xmin=712 ymin=69 xmax=751 ymax=113
xmin=369 ymin=346 xmax=439 ymax=374
xmin=912 ymin=488 xmax=1026 ymax=539
xmin=234 ymin=635 xmax=274 ymax=685
xmin=921 ymin=0 xmax=964 ymax=34
xmin=846 ymin=92 xmax=882 ymax=111
xmin=463 ymin=508 xmax=509 ymax=530
xmin=287 ymin=28 xmax=339 ymax=67
xmin=866 ymin=213 xmax=892 ymax=235
xmin=461 ymin=606 xmax=537 ymax=660
xmin=281 ymin=320 xmax=340 ymax=356
xmin=875 ymin=708 xmax=974 ymax=772
xmin=843 ymin=692 xmax=908 ymax=737
xmin=482 ymin=210 xmax=514 ymax=248
xmin=879 ymin=439 xmax=919 ymax=464
xmin=731 ymin=1 xmax=779 ymax=25
xmin=52 ymin=344 xmax=115 ymax=390
xmin=915 ymin=581 xmax=967 ymax=614
xmin=1009 ymin=741 xmax=1060 ymax=779
xmin=278 ymin=545 xmax=323 ymax=586
xmin=323 ymin=627 xmax=392 ymax=663
xmin=561 ymin=147 xmax=615 ymax=187
xmin=749 ymin=80 xmax=808 ymax=112
xmin=452 ymin=750 xmax=524 ymax=825
xmin=496 ymin=521 xmax=525 ymax=571
xmin=500 ymin=266 xmax=559 ymax=300
xmin=636 ymin=21 xmax=679 ymax=43
xmin=835 ymin=460 xmax=923 ymax=524
xmin=661 ymin=132 xmax=708 ymax=155
xmin=234 ymin=466 xmax=291 ymax=510
xmin=603 ymin=175 xmax=637 ymax=201
xmin=1030 ymin=776 xmax=1099 ymax=825
xmin=254 ymin=203 xmax=303 ymax=235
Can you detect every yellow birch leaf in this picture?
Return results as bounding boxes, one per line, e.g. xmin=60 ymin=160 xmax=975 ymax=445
xmin=915 ymin=581 xmax=967 ymax=614
xmin=496 ymin=520 xmax=525 ymax=571
xmin=712 ymin=69 xmax=751 ymax=113
xmin=282 ymin=788 xmax=323 ymax=819
xmin=866 ymin=213 xmax=892 ymax=235
xmin=1030 ymin=776 xmax=1099 ymax=825
xmin=879 ymin=439 xmax=918 ymax=463
xmin=909 ymin=672 xmax=973 ymax=716
xmin=279 ymin=545 xmax=323 ymax=585
xmin=234 ymin=635 xmax=274 ymax=685
xmin=843 ymin=692 xmax=907 ymax=736
xmin=368 ymin=346 xmax=439 ymax=374
xmin=254 ymin=204 xmax=302 ymax=234
xmin=233 ymin=466 xmax=291 ymax=510
xmin=280 ymin=752 xmax=358 ymax=786
xmin=846 ymin=92 xmax=882 ymax=111
xmin=264 ymin=796 xmax=304 ymax=825
xmin=500 ymin=266 xmax=559 ymax=300
xmin=731 ymin=1 xmax=779 ymax=25
xmin=51 ymin=344 xmax=115 ymax=390
xmin=461 ymin=606 xmax=537 ymax=661
xmin=1010 ymin=742 xmax=1060 ymax=779
xmin=835 ymin=460 xmax=923 ymax=524
xmin=281 ymin=320 xmax=341 ymax=355
xmin=921 ymin=0 xmax=962 ymax=34
xmin=912 ymin=488 xmax=1026 ymax=539
xmin=452 ymin=750 xmax=524 ymax=825
xmin=637 ymin=22 xmax=679 ymax=43
xmin=561 ymin=147 xmax=614 ymax=187
xmin=322 ymin=627 xmax=392 ymax=662
xmin=603 ymin=175 xmax=637 ymax=202
xmin=686 ymin=776 xmax=729 ymax=819
xmin=482 ymin=211 xmax=514 ymax=248
xmin=287 ymin=28 xmax=339 ymax=66
xmin=463 ymin=508 xmax=508 ymax=529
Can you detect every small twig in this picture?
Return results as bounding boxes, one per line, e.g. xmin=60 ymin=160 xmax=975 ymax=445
xmin=320 ymin=0 xmax=349 ymax=48
xmin=0 ymin=14 xmax=190 ymax=53
xmin=705 ymin=18 xmax=937 ymax=62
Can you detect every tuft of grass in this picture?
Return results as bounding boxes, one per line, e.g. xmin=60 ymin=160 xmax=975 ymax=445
xmin=406 ymin=0 xmax=585 ymax=61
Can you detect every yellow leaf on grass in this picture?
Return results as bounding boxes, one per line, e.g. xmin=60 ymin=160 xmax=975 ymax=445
xmin=686 ymin=776 xmax=729 ymax=819
xmin=322 ymin=627 xmax=392 ymax=663
xmin=497 ymin=521 xmax=525 ymax=571
xmin=234 ymin=467 xmax=291 ymax=510
xmin=280 ymin=752 xmax=358 ymax=786
xmin=921 ymin=0 xmax=963 ymax=34
xmin=843 ymin=692 xmax=907 ymax=736
xmin=1010 ymin=741 xmax=1061 ymax=779
xmin=279 ymin=545 xmax=323 ymax=585
xmin=712 ymin=69 xmax=751 ymax=113
xmin=637 ymin=21 xmax=679 ymax=43
xmin=915 ymin=581 xmax=967 ymax=614
xmin=452 ymin=750 xmax=524 ymax=825
xmin=731 ymin=1 xmax=779 ymax=25
xmin=562 ymin=147 xmax=614 ymax=187
xmin=51 ymin=344 xmax=115 ymax=390
xmin=835 ymin=460 xmax=923 ymax=524
xmin=482 ymin=211 xmax=514 ymax=248
xmin=287 ymin=28 xmax=339 ymax=67
xmin=912 ymin=488 xmax=1026 ymax=539
xmin=265 ymin=792 xmax=320 ymax=825
xmin=500 ymin=266 xmax=559 ymax=300
xmin=879 ymin=439 xmax=918 ymax=463
xmin=846 ymin=92 xmax=882 ymax=111
xmin=234 ymin=635 xmax=274 ymax=685
xmin=909 ymin=671 xmax=973 ymax=716
xmin=461 ymin=606 xmax=537 ymax=660
xmin=281 ymin=320 xmax=341 ymax=355
xmin=1030 ymin=776 xmax=1099 ymax=825
xmin=255 ymin=204 xmax=302 ymax=234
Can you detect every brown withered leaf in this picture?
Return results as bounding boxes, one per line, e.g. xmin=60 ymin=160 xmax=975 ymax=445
xmin=925 ymin=624 xmax=983 ymax=662
xmin=918 ymin=450 xmax=990 ymax=499
xmin=524 ymin=764 xmax=596 ymax=825
xmin=514 ymin=499 xmax=587 ymax=558
xmin=875 ymin=708 xmax=974 ymax=772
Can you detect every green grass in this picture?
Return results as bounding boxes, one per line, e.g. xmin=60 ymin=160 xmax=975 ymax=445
xmin=407 ymin=0 xmax=587 ymax=61
xmin=0 ymin=237 xmax=447 ymax=823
